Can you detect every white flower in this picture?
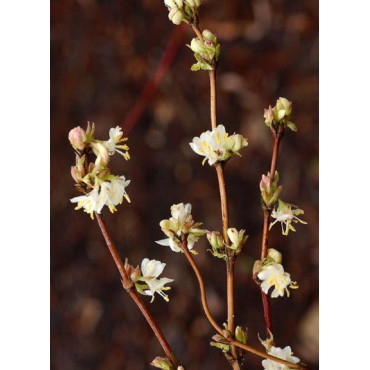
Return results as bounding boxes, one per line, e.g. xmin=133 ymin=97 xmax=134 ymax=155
xmin=70 ymin=176 xmax=130 ymax=218
xmin=99 ymin=176 xmax=131 ymax=213
xmin=257 ymin=263 xmax=297 ymax=298
xmin=270 ymin=199 xmax=307 ymax=236
xmin=156 ymin=232 xmax=200 ymax=253
xmin=105 ymin=126 xmax=130 ymax=160
xmin=189 ymin=125 xmax=248 ymax=165
xmin=70 ymin=188 xmax=101 ymax=219
xmin=139 ymin=258 xmax=174 ymax=302
xmin=262 ymin=346 xmax=300 ymax=370
xmin=156 ymin=203 xmax=206 ymax=253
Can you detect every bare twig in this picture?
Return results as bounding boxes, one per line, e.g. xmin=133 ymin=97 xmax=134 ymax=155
xmin=209 ymin=70 xmax=218 ymax=130
xmin=95 ymin=213 xmax=179 ymax=368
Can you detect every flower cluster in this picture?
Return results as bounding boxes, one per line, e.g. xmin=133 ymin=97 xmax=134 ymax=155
xmin=156 ymin=203 xmax=206 ymax=253
xmin=69 ymin=123 xmax=131 ymax=218
xmin=163 ymin=0 xmax=201 ymax=26
xmin=255 ymin=249 xmax=298 ymax=298
xmin=189 ymin=124 xmax=248 ymax=165
xmin=135 ymin=259 xmax=174 ymax=303
xmin=262 ymin=346 xmax=300 ymax=370
xmin=188 ymin=30 xmax=221 ymax=71
xmin=264 ymin=97 xmax=297 ymax=132
xmin=270 ymin=199 xmax=307 ymax=236
xmin=207 ymin=228 xmax=248 ymax=259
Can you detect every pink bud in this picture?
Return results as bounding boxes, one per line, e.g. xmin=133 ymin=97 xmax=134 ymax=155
xmin=260 ymin=174 xmax=271 ymax=192
xmin=68 ymin=126 xmax=87 ymax=151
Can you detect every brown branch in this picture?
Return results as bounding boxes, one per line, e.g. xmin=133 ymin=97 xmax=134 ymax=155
xmin=179 ymin=238 xmax=225 ymax=336
xmin=191 ymin=21 xmax=238 ymax=365
xmin=214 ymin=163 xmax=230 ymax=243
xmin=259 ymin=127 xmax=284 ymax=338
xmin=191 ymin=23 xmax=203 ymax=40
xmin=95 ymin=213 xmax=179 ymax=368
xmin=209 ymin=69 xmax=217 ymax=129
xmin=269 ymin=128 xmax=283 ymax=179
xmin=179 ymin=238 xmax=305 ymax=369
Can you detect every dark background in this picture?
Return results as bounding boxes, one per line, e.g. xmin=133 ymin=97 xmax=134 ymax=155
xmin=51 ymin=0 xmax=319 ymax=369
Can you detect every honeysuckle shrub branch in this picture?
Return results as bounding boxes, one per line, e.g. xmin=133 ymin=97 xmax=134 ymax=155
xmin=67 ymin=0 xmax=309 ymax=368
xmin=159 ymin=0 xmax=307 ymax=368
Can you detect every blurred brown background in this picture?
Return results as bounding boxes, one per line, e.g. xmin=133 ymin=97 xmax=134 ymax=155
xmin=51 ymin=0 xmax=318 ymax=369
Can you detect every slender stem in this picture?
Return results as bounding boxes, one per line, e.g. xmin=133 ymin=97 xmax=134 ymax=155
xmin=191 ymin=23 xmax=203 ymax=40
xmin=269 ymin=129 xmax=283 ymax=179
xmin=226 ymin=257 xmax=238 ymax=364
xmin=260 ymin=210 xmax=270 ymax=261
xmin=95 ymin=213 xmax=179 ymax=368
xmin=179 ymin=239 xmax=224 ymax=336
xmin=259 ymin=128 xmax=284 ymax=338
xmin=214 ymin=163 xmax=230 ymax=243
xmin=209 ymin=70 xmax=217 ymax=129
xmin=179 ymin=239 xmax=305 ymax=369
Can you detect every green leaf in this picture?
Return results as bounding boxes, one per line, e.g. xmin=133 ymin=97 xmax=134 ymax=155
xmin=191 ymin=63 xmax=201 ymax=71
xmin=210 ymin=341 xmax=230 ymax=352
xmin=286 ymin=121 xmax=298 ymax=132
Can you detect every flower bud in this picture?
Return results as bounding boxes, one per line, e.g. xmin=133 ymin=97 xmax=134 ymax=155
xmin=151 ymin=356 xmax=174 ymax=370
xmin=168 ymin=7 xmax=184 ymax=25
xmin=227 ymin=228 xmax=248 ymax=254
xmin=267 ymin=248 xmax=282 ymax=264
xmin=225 ymin=134 xmax=248 ymax=152
xmin=164 ymin=0 xmax=183 ymax=8
xmin=235 ymin=326 xmax=248 ymax=344
xmin=227 ymin=228 xmax=239 ymax=246
xmin=276 ymin=97 xmax=292 ymax=117
xmin=190 ymin=38 xmax=204 ymax=54
xmin=202 ymin=29 xmax=217 ymax=44
xmin=260 ymin=174 xmax=271 ymax=192
xmin=263 ymin=106 xmax=274 ymax=128
xmin=207 ymin=231 xmax=224 ymax=250
xmin=69 ymin=126 xmax=87 ymax=151
xmin=260 ymin=172 xmax=282 ymax=208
